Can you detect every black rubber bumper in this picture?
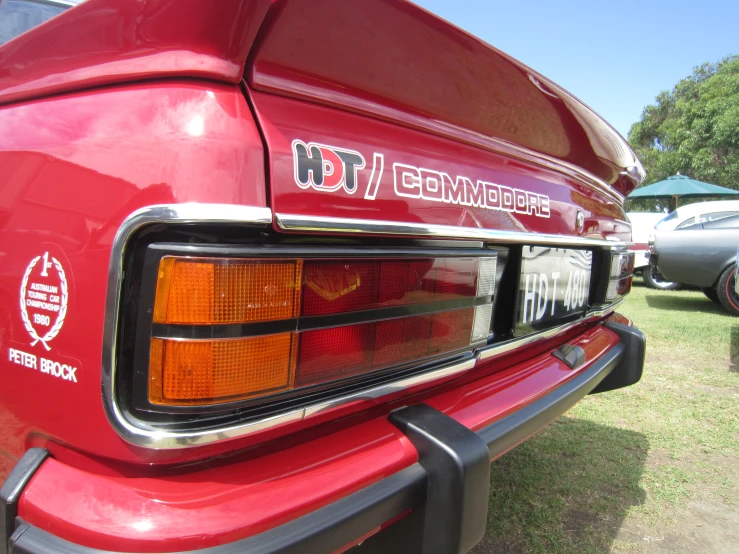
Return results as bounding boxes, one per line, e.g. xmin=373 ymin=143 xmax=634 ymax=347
xmin=3 ymin=325 xmax=644 ymax=554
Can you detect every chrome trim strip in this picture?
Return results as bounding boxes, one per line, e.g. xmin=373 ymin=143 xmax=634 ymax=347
xmin=303 ymin=359 xmax=477 ymax=419
xmin=476 ymin=299 xmax=623 ymax=361
xmin=101 ymin=204 xmax=274 ymax=450
xmin=114 ymin=408 xmax=306 ymax=450
xmin=588 ymin=299 xmax=625 ymax=318
xmin=102 ymin=204 xmax=623 ymax=450
xmin=275 ymin=213 xmax=631 ymax=249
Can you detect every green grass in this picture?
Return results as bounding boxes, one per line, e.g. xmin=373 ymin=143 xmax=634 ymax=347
xmin=474 ymin=280 xmax=739 ymax=553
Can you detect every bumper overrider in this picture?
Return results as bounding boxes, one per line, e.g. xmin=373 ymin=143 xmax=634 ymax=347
xmin=1 ymin=322 xmax=645 ymax=554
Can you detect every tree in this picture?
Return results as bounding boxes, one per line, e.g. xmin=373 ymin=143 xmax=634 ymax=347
xmin=628 ymin=55 xmax=739 ymax=207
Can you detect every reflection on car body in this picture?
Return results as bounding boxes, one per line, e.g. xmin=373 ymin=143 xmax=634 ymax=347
xmin=0 ymin=0 xmax=80 ymax=45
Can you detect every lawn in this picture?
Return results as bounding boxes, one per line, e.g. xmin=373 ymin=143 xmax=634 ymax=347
xmin=474 ymin=279 xmax=739 ymax=553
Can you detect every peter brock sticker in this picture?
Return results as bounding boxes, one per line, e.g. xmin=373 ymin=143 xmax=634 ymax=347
xmin=8 ymin=249 xmax=79 ymax=384
xmin=19 ymin=251 xmax=68 ymax=351
xmin=292 ymin=139 xmax=551 ymax=218
xmin=8 ymin=347 xmax=78 ymax=383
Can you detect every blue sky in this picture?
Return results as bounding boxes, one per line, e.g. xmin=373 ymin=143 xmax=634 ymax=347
xmin=414 ymin=0 xmax=738 ymax=139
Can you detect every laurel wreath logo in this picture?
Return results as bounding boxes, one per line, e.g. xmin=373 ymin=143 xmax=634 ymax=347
xmin=19 ymin=255 xmax=68 ymax=351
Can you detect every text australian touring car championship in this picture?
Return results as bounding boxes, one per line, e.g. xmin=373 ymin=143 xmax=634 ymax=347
xmin=292 ymin=140 xmax=551 ymax=217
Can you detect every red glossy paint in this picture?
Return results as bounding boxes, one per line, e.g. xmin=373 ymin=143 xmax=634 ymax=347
xmin=0 ymin=0 xmax=271 ymax=106
xmin=20 ymin=419 xmax=417 ymax=552
xmin=0 ymin=0 xmax=644 ymax=549
xmin=0 ymin=81 xmax=266 ymax=470
xmin=440 ymin=325 xmax=619 ymax=435
xmin=0 ymin=81 xmax=634 ymax=468
xmin=248 ymin=0 xmax=642 ymax=194
xmin=607 ymin=312 xmax=633 ymax=327
xmin=18 ymin=321 xmax=621 ymax=551
xmin=250 ymin=90 xmax=632 ymax=242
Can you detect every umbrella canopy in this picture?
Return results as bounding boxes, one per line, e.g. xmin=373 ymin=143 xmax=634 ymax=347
xmin=628 ymin=175 xmax=739 ymax=200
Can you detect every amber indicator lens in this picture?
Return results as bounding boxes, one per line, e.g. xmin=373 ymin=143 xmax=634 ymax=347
xmin=153 ymin=257 xmax=302 ymax=324
xmin=149 ymin=334 xmax=297 ymax=405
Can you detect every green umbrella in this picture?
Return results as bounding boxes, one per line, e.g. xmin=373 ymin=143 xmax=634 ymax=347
xmin=628 ymin=174 xmax=739 ymax=207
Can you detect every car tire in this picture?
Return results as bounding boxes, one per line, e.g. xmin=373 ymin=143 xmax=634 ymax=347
xmin=702 ymin=287 xmax=720 ymax=303
xmin=716 ymin=265 xmax=739 ymax=316
xmin=643 ymin=266 xmax=681 ymax=290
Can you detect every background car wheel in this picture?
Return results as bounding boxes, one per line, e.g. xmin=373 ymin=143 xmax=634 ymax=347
xmin=702 ymin=287 xmax=720 ymax=303
xmin=716 ymin=265 xmax=739 ymax=316
xmin=643 ymin=266 xmax=681 ymax=290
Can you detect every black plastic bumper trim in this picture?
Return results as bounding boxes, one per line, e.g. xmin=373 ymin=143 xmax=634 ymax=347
xmin=7 ymin=329 xmax=640 ymax=554
xmin=479 ymin=342 xmax=624 ymax=460
xmin=589 ymin=322 xmax=645 ymax=394
xmin=1 ymin=448 xmax=48 ymax=554
xmin=390 ymin=405 xmax=490 ymax=553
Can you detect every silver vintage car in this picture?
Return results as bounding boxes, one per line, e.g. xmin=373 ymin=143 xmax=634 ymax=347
xmin=649 ymin=213 xmax=739 ymax=316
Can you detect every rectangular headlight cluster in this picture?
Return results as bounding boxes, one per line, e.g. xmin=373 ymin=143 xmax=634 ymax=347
xmin=144 ymin=253 xmax=497 ymax=408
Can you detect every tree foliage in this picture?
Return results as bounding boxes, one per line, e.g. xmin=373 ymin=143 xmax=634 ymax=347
xmin=628 ymin=55 xmax=739 ymax=198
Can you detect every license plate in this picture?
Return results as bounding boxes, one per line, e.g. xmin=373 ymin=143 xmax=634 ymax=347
xmin=515 ymin=246 xmax=592 ymax=336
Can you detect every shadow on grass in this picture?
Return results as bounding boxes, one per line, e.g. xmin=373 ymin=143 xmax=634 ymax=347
xmin=644 ymin=294 xmax=727 ymax=315
xmin=473 ymin=418 xmax=648 ymax=554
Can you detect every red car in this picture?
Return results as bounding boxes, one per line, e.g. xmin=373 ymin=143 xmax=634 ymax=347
xmin=0 ymin=1 xmax=646 ymax=552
